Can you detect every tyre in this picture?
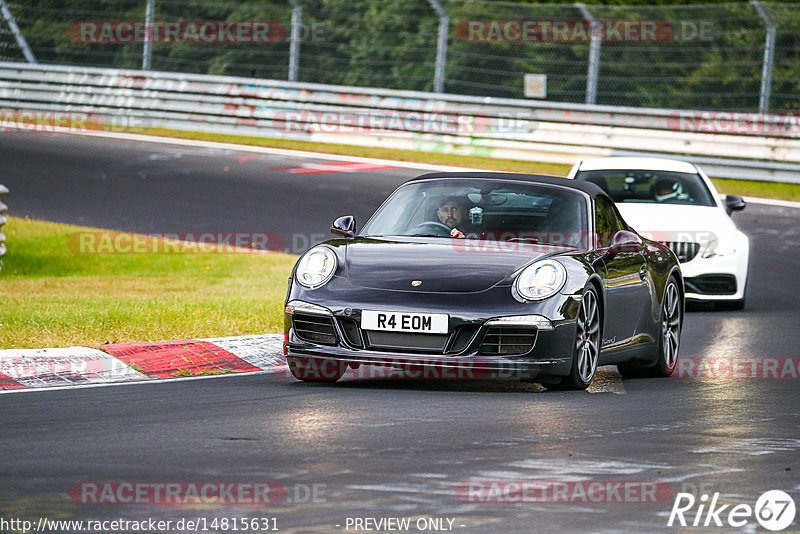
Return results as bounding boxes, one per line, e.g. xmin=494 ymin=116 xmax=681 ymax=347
xmin=287 ymin=357 xmax=346 ymax=382
xmin=619 ymin=277 xmax=682 ymax=378
xmin=550 ymin=284 xmax=601 ymax=390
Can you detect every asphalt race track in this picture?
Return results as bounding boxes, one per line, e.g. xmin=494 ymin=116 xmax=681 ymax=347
xmin=1 ymin=132 xmax=799 ymax=533
xmin=0 ymin=132 xmax=410 ymax=253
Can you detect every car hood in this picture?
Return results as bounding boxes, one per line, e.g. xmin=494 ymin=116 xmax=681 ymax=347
xmin=616 ymin=203 xmax=737 ymax=244
xmin=343 ymin=237 xmax=566 ymax=293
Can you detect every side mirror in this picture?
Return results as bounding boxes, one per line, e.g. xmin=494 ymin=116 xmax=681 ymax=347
xmin=331 ymin=215 xmax=356 ymax=238
xmin=608 ymin=230 xmax=643 ymax=255
xmin=725 ymin=195 xmax=746 ymax=215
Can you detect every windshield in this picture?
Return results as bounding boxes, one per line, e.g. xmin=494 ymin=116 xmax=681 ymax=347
xmin=360 ymin=178 xmax=588 ymax=246
xmin=574 ymin=170 xmax=716 ymax=207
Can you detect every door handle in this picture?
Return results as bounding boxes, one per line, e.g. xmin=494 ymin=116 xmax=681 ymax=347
xmin=639 ymin=265 xmax=648 ymax=280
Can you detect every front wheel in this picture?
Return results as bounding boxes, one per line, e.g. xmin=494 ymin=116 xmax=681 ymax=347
xmin=551 ymin=285 xmax=602 ymax=390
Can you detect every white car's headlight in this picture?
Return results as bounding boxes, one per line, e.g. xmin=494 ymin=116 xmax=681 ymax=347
xmin=515 ymin=260 xmax=567 ymax=301
xmin=295 ymin=246 xmax=338 ymax=288
xmin=703 ymin=232 xmax=741 ymax=258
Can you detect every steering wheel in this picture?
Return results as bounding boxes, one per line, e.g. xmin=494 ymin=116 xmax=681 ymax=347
xmin=410 ymin=221 xmax=452 ymax=236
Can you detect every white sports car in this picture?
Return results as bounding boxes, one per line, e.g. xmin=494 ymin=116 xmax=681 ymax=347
xmin=567 ymin=157 xmax=749 ymax=309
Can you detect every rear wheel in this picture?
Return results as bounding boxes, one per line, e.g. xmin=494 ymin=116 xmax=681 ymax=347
xmin=550 ymin=285 xmax=601 ymax=390
xmin=287 ymin=357 xmax=346 ymax=382
xmin=619 ymin=277 xmax=682 ymax=378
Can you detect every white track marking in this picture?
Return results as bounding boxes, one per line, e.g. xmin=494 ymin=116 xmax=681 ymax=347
xmin=0 ymin=346 xmax=146 ymax=388
xmin=200 ymin=334 xmax=284 ymax=369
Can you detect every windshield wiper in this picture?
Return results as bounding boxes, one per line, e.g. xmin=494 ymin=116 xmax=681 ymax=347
xmin=539 ymin=242 xmax=578 ymax=248
xmin=505 ymin=237 xmax=539 ymax=243
xmin=505 ymin=237 xmax=579 ymax=248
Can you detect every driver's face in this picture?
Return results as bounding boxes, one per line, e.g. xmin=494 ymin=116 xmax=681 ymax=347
xmin=656 ymin=183 xmax=673 ymax=195
xmin=437 ymin=202 xmax=463 ymax=228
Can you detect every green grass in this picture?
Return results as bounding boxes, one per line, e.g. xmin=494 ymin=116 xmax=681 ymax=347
xmin=710 ymin=177 xmax=800 ymax=202
xmin=0 ymin=217 xmax=297 ymax=349
xmin=125 ymin=127 xmax=800 ymax=202
xmin=123 ymin=127 xmax=575 ymax=177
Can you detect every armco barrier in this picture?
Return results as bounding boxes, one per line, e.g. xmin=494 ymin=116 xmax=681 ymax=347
xmin=0 ymin=62 xmax=799 ymax=183
xmin=0 ymin=184 xmax=7 ymax=267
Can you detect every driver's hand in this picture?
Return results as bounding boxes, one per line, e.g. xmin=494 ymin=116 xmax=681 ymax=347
xmin=450 ymin=228 xmax=465 ymax=239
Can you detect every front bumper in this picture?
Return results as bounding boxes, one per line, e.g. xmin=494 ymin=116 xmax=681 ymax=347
xmin=679 ymin=239 xmax=749 ymax=302
xmin=283 ymin=292 xmax=581 ymax=380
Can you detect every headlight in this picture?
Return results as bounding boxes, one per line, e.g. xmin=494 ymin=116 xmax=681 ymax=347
xmin=515 ymin=260 xmax=567 ymax=301
xmin=703 ymin=232 xmax=740 ymax=258
xmin=295 ymin=246 xmax=337 ymax=288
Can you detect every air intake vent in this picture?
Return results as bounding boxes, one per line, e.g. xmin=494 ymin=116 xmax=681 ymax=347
xmin=292 ymin=313 xmax=337 ymax=345
xmin=337 ymin=317 xmax=363 ymax=348
xmin=446 ymin=325 xmax=480 ymax=354
xmin=660 ymin=241 xmax=700 ymax=263
xmin=684 ymin=274 xmax=737 ymax=295
xmin=364 ymin=331 xmax=449 ymax=352
xmin=478 ymin=326 xmax=537 ymax=356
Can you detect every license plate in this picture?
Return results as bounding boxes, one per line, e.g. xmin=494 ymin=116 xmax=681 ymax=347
xmin=361 ymin=310 xmax=449 ymax=334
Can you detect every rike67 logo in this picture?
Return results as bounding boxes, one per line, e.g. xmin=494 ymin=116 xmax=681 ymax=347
xmin=668 ymin=490 xmax=796 ymax=531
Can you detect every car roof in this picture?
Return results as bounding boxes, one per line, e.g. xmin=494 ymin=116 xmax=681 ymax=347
xmin=407 ymin=171 xmax=609 ymax=198
xmin=576 ymin=157 xmax=698 ymax=174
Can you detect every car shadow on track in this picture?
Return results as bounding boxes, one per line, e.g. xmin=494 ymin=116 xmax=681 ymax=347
xmin=284 ymin=367 xmax=663 ymax=395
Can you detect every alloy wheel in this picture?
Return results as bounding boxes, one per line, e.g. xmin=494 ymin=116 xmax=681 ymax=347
xmin=576 ymin=289 xmax=601 ymax=383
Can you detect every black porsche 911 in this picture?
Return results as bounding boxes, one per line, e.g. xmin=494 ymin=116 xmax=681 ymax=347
xmin=283 ymin=172 xmax=684 ymax=389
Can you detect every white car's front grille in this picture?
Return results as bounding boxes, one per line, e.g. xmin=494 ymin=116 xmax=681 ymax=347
xmin=661 ymin=241 xmax=701 ymax=263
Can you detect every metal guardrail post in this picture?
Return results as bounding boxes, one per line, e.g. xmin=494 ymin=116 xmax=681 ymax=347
xmin=752 ymin=0 xmax=776 ymax=114
xmin=426 ymin=0 xmax=449 ymax=93
xmin=0 ymin=0 xmax=36 ymax=64
xmin=0 ymin=184 xmax=8 ymax=268
xmin=288 ymin=0 xmax=302 ymax=82
xmin=142 ymin=0 xmax=155 ymax=70
xmin=576 ymin=3 xmax=600 ymax=105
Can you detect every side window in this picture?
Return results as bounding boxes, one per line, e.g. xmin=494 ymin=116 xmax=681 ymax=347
xmin=609 ymin=202 xmax=629 ymax=232
xmin=594 ymin=196 xmax=624 ymax=247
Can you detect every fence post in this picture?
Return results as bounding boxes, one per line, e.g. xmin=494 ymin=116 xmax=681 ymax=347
xmin=142 ymin=0 xmax=155 ymax=70
xmin=426 ymin=0 xmax=449 ymax=93
xmin=0 ymin=0 xmax=36 ymax=63
xmin=0 ymin=184 xmax=8 ymax=268
xmin=289 ymin=0 xmax=302 ymax=82
xmin=751 ymin=0 xmax=775 ymax=114
xmin=576 ymin=3 xmax=600 ymax=105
